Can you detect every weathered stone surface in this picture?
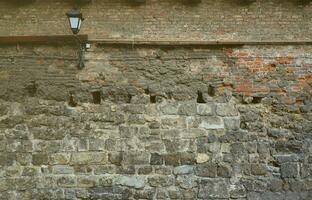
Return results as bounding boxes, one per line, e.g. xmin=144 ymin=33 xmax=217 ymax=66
xmin=196 ymin=153 xmax=210 ymax=164
xmin=197 ymin=104 xmax=213 ymax=116
xmin=178 ymin=103 xmax=196 ymax=116
xmin=32 ymin=153 xmax=49 ymax=166
xmin=251 ymin=164 xmax=267 ymax=176
xmin=199 ymin=116 xmax=224 ymax=129
xmin=195 ymin=163 xmax=217 ymax=177
xmin=115 ymin=176 xmax=145 ymax=189
xmin=173 ymin=165 xmax=194 ymax=175
xmin=70 ymin=153 xmax=107 ymax=165
xmin=216 ymin=104 xmax=238 ymax=116
xmin=148 ymin=175 xmax=175 ymax=187
xmin=52 ymin=165 xmax=74 ymax=174
xmin=198 ymin=179 xmax=230 ymax=199
xmin=150 ymin=153 xmax=163 ymax=165
xmin=122 ymin=151 xmax=150 ymax=165
xmin=281 ymin=162 xmax=299 ymax=178
xmin=177 ymin=175 xmax=197 ymax=189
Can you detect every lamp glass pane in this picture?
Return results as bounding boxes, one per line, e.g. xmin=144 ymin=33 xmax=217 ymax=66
xmin=69 ymin=17 xmax=80 ymax=29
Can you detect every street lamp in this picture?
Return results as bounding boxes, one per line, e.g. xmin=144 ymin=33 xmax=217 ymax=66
xmin=66 ymin=8 xmax=84 ymax=35
xmin=66 ymin=8 xmax=86 ymax=69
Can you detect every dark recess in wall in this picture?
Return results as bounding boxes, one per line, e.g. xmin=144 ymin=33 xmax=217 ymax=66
xmin=197 ymin=91 xmax=206 ymax=103
xmin=252 ymin=97 xmax=263 ymax=104
xmin=25 ymin=81 xmax=37 ymax=97
xmin=150 ymin=95 xmax=157 ymax=103
xmin=68 ymin=93 xmax=78 ymax=107
xmin=208 ymin=85 xmax=216 ymax=97
xmin=92 ymin=91 xmax=101 ymax=104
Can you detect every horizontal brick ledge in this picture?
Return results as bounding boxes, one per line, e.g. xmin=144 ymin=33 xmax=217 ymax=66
xmin=90 ymin=39 xmax=312 ymax=46
xmin=0 ymin=35 xmax=88 ymax=45
xmin=0 ymin=36 xmax=311 ymax=46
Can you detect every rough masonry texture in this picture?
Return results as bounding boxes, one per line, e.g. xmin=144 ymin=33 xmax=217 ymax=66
xmin=0 ymin=0 xmax=312 ymax=41
xmin=0 ymin=1 xmax=312 ymax=200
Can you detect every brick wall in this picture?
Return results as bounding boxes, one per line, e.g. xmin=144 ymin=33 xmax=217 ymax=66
xmin=0 ymin=0 xmax=311 ymax=41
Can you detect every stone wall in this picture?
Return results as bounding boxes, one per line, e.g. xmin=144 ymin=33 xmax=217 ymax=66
xmin=0 ymin=43 xmax=311 ymax=199
xmin=0 ymin=0 xmax=311 ymax=41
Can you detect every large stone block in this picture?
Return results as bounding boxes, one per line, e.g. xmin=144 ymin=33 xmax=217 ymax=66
xmin=197 ymin=104 xmax=214 ymax=116
xmin=70 ymin=152 xmax=107 ymax=165
xmin=281 ymin=162 xmax=299 ymax=178
xmin=198 ymin=179 xmax=230 ymax=199
xmin=199 ymin=116 xmax=224 ymax=129
xmin=115 ymin=176 xmax=145 ymax=189
xmin=122 ymin=151 xmax=150 ymax=165
xmin=216 ymin=104 xmax=238 ymax=116
xmin=173 ymin=165 xmax=194 ymax=175
xmin=195 ymin=163 xmax=217 ymax=177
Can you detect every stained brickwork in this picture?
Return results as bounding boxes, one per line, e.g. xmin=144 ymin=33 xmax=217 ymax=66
xmin=0 ymin=0 xmax=311 ymax=41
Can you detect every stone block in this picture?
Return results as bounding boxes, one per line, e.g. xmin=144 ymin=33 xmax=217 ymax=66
xmin=138 ymin=166 xmax=153 ymax=174
xmin=197 ymin=104 xmax=213 ymax=116
xmin=77 ymin=176 xmax=97 ymax=188
xmin=199 ymin=116 xmax=224 ymax=129
xmin=161 ymin=116 xmax=187 ymax=129
xmin=224 ymin=117 xmax=241 ymax=130
xmin=115 ymin=176 xmax=145 ymax=189
xmin=70 ymin=152 xmax=107 ymax=165
xmin=180 ymin=152 xmax=197 ymax=165
xmin=217 ymin=164 xmax=232 ymax=178
xmin=196 ymin=153 xmax=210 ymax=163
xmin=164 ymin=154 xmax=180 ymax=166
xmin=49 ymin=153 xmax=70 ymax=165
xmin=116 ymin=165 xmax=135 ymax=174
xmin=32 ymin=153 xmax=49 ymax=166
xmin=148 ymin=175 xmax=175 ymax=187
xmin=268 ymin=178 xmax=284 ymax=192
xmin=178 ymin=103 xmax=196 ymax=115
xmin=173 ymin=165 xmax=194 ymax=175
xmin=122 ymin=151 xmax=150 ymax=165
xmin=251 ymin=163 xmax=267 ymax=176
xmin=198 ymin=179 xmax=230 ymax=199
xmin=150 ymin=153 xmax=163 ymax=165
xmin=93 ymin=165 xmax=115 ymax=175
xmin=195 ymin=163 xmax=217 ymax=177
xmin=177 ymin=175 xmax=197 ymax=189
xmin=52 ymin=165 xmax=74 ymax=174
xmin=108 ymin=152 xmax=122 ymax=166
xmin=22 ymin=167 xmax=39 ymax=176
xmin=281 ymin=162 xmax=299 ymax=178
xmin=56 ymin=176 xmax=76 ymax=187
xmin=216 ymin=104 xmax=238 ymax=116
xmin=230 ymin=184 xmax=246 ymax=199
xmin=160 ymin=103 xmax=179 ymax=115
xmin=0 ymin=179 xmax=8 ymax=192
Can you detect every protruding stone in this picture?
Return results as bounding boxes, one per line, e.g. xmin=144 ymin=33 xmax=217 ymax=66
xmin=199 ymin=117 xmax=224 ymax=129
xmin=197 ymin=104 xmax=213 ymax=116
xmin=196 ymin=153 xmax=209 ymax=163
xmin=115 ymin=176 xmax=145 ymax=189
xmin=173 ymin=165 xmax=194 ymax=175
